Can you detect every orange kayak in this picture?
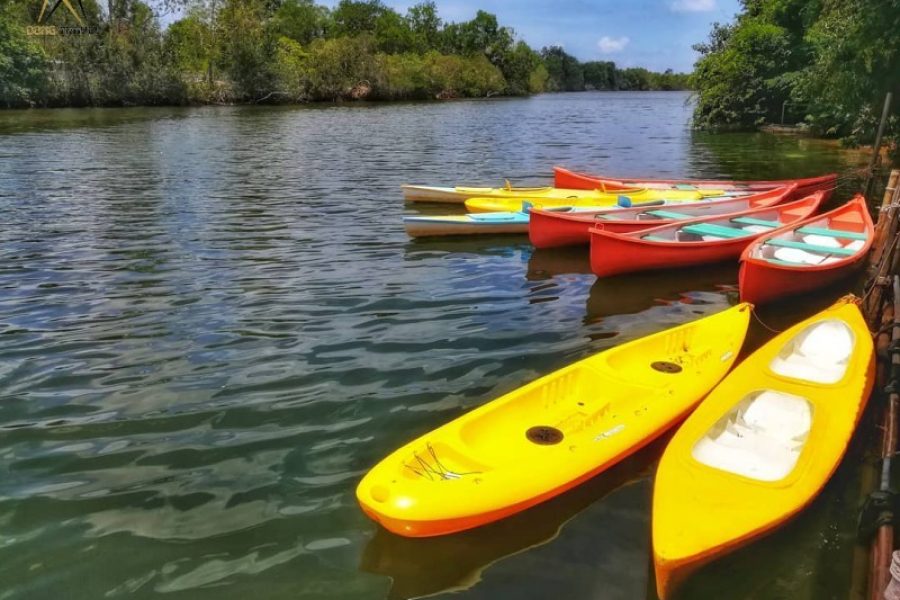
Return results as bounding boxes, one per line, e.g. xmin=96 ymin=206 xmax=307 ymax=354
xmin=553 ymin=166 xmax=838 ymax=198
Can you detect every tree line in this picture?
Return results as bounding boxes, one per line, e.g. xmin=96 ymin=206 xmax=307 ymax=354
xmin=0 ymin=0 xmax=689 ymax=108
xmin=541 ymin=46 xmax=690 ymax=92
xmin=691 ymin=0 xmax=899 ymax=150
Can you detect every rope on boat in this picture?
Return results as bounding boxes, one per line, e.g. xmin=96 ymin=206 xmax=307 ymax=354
xmin=404 ymin=443 xmax=482 ymax=481
xmin=749 ymin=306 xmax=784 ymax=334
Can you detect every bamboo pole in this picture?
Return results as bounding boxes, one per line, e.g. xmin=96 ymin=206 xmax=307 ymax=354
xmin=865 ymin=170 xmax=900 ymax=323
xmin=865 ymin=93 xmax=894 ymax=200
xmin=867 ymin=166 xmax=900 ymax=599
xmin=871 ymin=286 xmax=899 ymax=600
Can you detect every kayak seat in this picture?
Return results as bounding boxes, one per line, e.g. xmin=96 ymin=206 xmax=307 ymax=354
xmin=691 ymin=390 xmax=812 ymax=482
xmin=770 ymin=247 xmax=841 ymax=266
xmin=731 ymin=216 xmax=781 ymax=227
xmin=770 ymin=319 xmax=853 ymax=384
xmin=796 ymin=226 xmax=867 ymax=241
xmin=764 ymin=238 xmax=857 ymax=256
xmin=681 ymin=223 xmax=748 ymax=239
xmin=646 ymin=209 xmax=692 ymax=220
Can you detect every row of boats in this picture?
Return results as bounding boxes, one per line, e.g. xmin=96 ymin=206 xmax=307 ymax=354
xmin=402 ymin=168 xmax=873 ymax=305
xmin=358 ymin=168 xmax=878 ymax=598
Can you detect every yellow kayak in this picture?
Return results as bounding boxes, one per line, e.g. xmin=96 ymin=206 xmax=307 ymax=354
xmin=652 ymin=296 xmax=875 ymax=599
xmin=464 ymin=192 xmax=725 ymax=213
xmin=357 ymin=303 xmax=751 ymax=537
xmin=402 ymin=183 xmax=725 ymax=205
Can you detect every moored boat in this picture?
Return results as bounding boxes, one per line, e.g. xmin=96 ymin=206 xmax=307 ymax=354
xmin=553 ymin=166 xmax=838 ymax=198
xmin=464 ymin=189 xmax=738 ymax=214
xmin=356 ymin=304 xmax=752 ymax=537
xmin=589 ymin=193 xmax=824 ymax=278
xmin=652 ymin=296 xmax=874 ymax=599
xmin=738 ymin=195 xmax=874 ymax=304
xmin=404 ymin=211 xmax=531 ymax=238
xmin=404 ymin=206 xmax=612 ymax=238
xmin=403 ymin=183 xmax=726 ymax=206
xmin=529 ymin=184 xmax=795 ymax=249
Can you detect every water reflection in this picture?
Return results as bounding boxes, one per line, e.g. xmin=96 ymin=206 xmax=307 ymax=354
xmin=586 ymin=264 xmax=737 ymax=321
xmin=0 ymin=93 xmax=872 ymax=600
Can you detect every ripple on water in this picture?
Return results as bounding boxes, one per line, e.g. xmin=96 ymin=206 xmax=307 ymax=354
xmin=0 ymin=93 xmax=867 ymax=600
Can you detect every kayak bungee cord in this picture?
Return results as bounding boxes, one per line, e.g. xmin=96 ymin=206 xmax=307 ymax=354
xmin=405 ymin=443 xmax=482 ymax=481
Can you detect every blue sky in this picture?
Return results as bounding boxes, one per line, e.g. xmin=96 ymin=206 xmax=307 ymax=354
xmin=320 ymin=0 xmax=742 ymax=72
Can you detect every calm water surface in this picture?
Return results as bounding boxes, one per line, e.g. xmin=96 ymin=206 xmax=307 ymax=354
xmin=0 ymin=92 xmax=872 ymax=599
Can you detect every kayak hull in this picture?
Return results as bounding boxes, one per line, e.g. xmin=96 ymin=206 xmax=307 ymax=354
xmin=652 ymin=297 xmax=874 ymax=599
xmin=738 ymin=196 xmax=874 ymax=304
xmin=357 ymin=305 xmax=751 ymax=537
xmin=553 ymin=166 xmax=838 ymax=197
xmin=465 ymin=189 xmax=719 ymax=213
xmin=589 ymin=194 xmax=824 ymax=278
xmin=529 ymin=185 xmax=794 ymax=249
xmin=404 ymin=213 xmax=529 ymax=237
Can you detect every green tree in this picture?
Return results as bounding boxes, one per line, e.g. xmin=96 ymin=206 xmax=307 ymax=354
xmin=372 ymin=8 xmax=415 ymax=53
xmin=583 ymin=60 xmax=616 ymax=90
xmin=0 ymin=3 xmax=48 ymax=107
xmin=498 ymin=40 xmax=542 ymax=95
xmin=165 ymin=9 xmax=215 ymax=73
xmin=331 ymin=0 xmax=384 ymax=36
xmin=442 ymin=10 xmax=513 ymax=65
xmin=540 ymin=45 xmax=583 ymax=91
xmin=692 ymin=18 xmax=793 ymax=127
xmin=271 ymin=0 xmax=330 ymax=44
xmin=619 ymin=67 xmax=652 ymax=91
xmin=407 ymin=1 xmax=441 ymax=52
xmin=218 ymin=0 xmax=276 ymax=100
xmin=796 ymin=0 xmax=900 ymax=144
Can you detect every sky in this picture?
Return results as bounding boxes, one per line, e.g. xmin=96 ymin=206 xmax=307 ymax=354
xmin=319 ymin=0 xmax=743 ymax=72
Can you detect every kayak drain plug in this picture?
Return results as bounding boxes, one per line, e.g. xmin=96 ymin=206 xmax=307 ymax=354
xmin=651 ymin=361 xmax=683 ymax=373
xmin=526 ymin=426 xmax=564 ymax=445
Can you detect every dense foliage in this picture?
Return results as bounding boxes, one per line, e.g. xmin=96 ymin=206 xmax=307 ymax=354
xmin=0 ymin=0 xmax=688 ymax=107
xmin=692 ymin=0 xmax=899 ymax=148
xmin=541 ymin=46 xmax=690 ymax=92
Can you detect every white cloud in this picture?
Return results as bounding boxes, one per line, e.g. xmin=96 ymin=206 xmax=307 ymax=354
xmin=597 ymin=36 xmax=630 ymax=53
xmin=670 ymin=0 xmax=716 ymax=12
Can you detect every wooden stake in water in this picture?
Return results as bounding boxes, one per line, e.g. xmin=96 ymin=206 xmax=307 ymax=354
xmin=865 ymin=93 xmax=894 ymax=198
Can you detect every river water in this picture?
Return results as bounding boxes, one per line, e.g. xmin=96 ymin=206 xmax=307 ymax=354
xmin=0 ymin=92 xmax=873 ymax=599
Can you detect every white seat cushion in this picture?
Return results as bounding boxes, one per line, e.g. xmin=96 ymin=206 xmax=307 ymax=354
xmin=770 ymin=319 xmax=854 ymax=384
xmin=692 ymin=390 xmax=812 ymax=481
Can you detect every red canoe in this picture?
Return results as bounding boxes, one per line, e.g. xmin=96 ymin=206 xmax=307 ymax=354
xmin=738 ymin=196 xmax=873 ymax=304
xmin=589 ymin=193 xmax=825 ymax=278
xmin=529 ymin=184 xmax=796 ymax=249
xmin=554 ymin=166 xmax=837 ymax=198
